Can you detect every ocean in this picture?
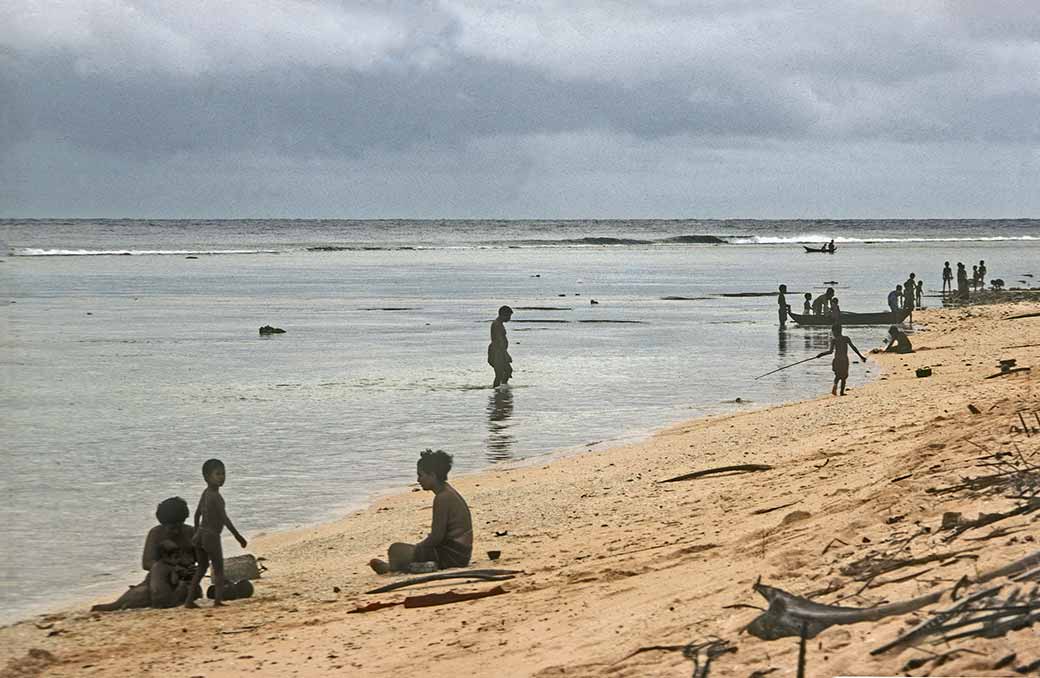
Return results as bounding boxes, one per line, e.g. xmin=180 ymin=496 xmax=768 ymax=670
xmin=1 ymin=218 xmax=1037 ymax=621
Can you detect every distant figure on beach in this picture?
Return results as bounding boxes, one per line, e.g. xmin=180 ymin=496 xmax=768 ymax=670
xmin=972 ymin=265 xmax=980 ymax=291
xmin=488 ymin=305 xmax=513 ymax=388
xmin=369 ymin=449 xmax=473 ymax=574
xmin=829 ymin=297 xmax=842 ymax=325
xmin=812 ymin=288 xmax=834 ymax=316
xmin=978 ymin=260 xmax=987 ymax=288
xmin=957 ymin=262 xmax=969 ymax=300
xmin=185 ymin=459 xmax=248 ymax=608
xmin=903 ymin=273 xmax=916 ymax=308
xmin=777 ymin=285 xmax=790 ymax=326
xmin=882 ymin=325 xmax=913 ymax=354
xmin=942 ymin=262 xmax=953 ymax=298
xmin=826 ymin=239 xmax=836 ymax=253
xmin=816 ymin=324 xmax=866 ymax=396
xmin=915 ymin=280 xmax=923 ymax=308
xmin=887 ymin=285 xmax=902 ymax=313
xmin=92 ymin=497 xmax=197 ymax=611
xmin=803 ymin=293 xmax=812 ymax=314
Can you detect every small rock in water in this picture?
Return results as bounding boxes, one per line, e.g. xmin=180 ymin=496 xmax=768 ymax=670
xmin=259 ymin=325 xmax=286 ymax=335
xmin=590 ymin=299 xmax=599 ymax=305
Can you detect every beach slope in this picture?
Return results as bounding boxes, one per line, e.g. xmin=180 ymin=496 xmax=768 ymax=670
xmin=2 ymin=302 xmax=1038 ymax=677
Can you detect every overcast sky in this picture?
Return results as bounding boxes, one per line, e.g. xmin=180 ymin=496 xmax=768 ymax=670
xmin=1 ymin=1 xmax=1038 ymax=218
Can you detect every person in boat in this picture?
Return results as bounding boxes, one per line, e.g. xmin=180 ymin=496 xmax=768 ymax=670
xmin=816 ymin=323 xmax=866 ymax=396
xmin=803 ymin=293 xmax=812 ymax=315
xmin=942 ymin=262 xmax=953 ymax=298
xmin=777 ymin=284 xmax=791 ymax=326
xmin=811 ymin=288 xmax=834 ymax=316
xmin=882 ymin=325 xmax=913 ymax=354
xmin=488 ymin=305 xmax=513 ymax=388
xmin=826 ymin=239 xmax=836 ymax=253
xmin=887 ymin=285 xmax=903 ymax=313
xmin=370 ymin=449 xmax=473 ymax=574
xmin=92 ymin=497 xmax=197 ymax=611
xmin=956 ymin=262 xmax=970 ymax=300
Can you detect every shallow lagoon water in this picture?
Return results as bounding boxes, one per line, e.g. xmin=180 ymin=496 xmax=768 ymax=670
xmin=1 ymin=219 xmax=1036 ymax=620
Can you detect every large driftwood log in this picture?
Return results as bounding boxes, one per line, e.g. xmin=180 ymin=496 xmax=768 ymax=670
xmin=745 ymin=550 xmax=1040 ymax=641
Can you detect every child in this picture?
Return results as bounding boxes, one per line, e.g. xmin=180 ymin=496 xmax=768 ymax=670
xmin=369 ymin=449 xmax=473 ymax=574
xmin=802 ymin=293 xmax=812 ymax=314
xmin=915 ymin=280 xmax=923 ymax=308
xmin=185 ymin=459 xmax=247 ymax=608
xmin=777 ymin=285 xmax=790 ymax=327
xmin=150 ymin=540 xmax=190 ymax=608
xmin=816 ymin=324 xmax=866 ymax=396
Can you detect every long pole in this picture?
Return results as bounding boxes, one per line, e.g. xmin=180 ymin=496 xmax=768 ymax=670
xmin=754 ymin=354 xmax=822 ymax=380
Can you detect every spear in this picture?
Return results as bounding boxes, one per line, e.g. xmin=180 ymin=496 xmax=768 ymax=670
xmin=754 ymin=354 xmax=823 ymax=380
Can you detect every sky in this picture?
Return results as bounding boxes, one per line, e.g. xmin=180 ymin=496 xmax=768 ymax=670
xmin=1 ymin=1 xmax=1038 ymax=219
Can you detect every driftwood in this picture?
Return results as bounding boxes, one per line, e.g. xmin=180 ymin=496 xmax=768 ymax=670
xmin=350 ymin=585 xmax=509 ymax=613
xmin=659 ymin=464 xmax=772 ymax=484
xmin=365 ymin=569 xmax=522 ymax=594
xmin=404 ymin=585 xmax=507 ymax=608
xmin=617 ymin=638 xmax=735 ymax=678
xmin=745 ymin=550 xmax=1040 ymax=641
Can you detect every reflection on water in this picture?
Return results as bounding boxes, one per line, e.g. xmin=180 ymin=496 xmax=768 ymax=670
xmin=485 ymin=387 xmax=515 ymax=461
xmin=777 ymin=328 xmax=789 ymax=357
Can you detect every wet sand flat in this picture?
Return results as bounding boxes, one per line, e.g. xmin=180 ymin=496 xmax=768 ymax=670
xmin=2 ymin=301 xmax=1038 ymax=677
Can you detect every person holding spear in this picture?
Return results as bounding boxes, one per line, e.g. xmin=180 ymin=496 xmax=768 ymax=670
xmin=816 ymin=323 xmax=867 ymax=396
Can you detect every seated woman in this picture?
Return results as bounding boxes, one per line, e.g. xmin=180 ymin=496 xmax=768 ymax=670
xmin=369 ymin=449 xmax=473 ymax=574
xmin=92 ymin=497 xmax=196 ymax=611
xmin=883 ymin=325 xmax=914 ymax=354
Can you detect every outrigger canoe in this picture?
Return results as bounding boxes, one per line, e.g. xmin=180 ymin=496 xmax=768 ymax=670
xmin=788 ymin=308 xmax=911 ymax=326
xmin=803 ymin=245 xmax=837 ymax=253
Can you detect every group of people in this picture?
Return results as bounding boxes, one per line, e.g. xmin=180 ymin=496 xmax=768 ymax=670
xmin=94 ymin=458 xmax=249 ymax=611
xmin=777 ymin=285 xmax=843 ymax=328
xmin=886 ymin=273 xmax=923 ymax=320
xmin=942 ymin=260 xmax=986 ymax=301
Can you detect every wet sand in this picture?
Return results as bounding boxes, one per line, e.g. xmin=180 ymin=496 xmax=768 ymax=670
xmin=2 ymin=301 xmax=1038 ymax=677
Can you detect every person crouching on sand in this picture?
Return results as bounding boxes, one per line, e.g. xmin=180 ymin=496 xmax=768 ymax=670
xmin=816 ymin=324 xmax=866 ymax=396
xmin=370 ymin=449 xmax=473 ymax=574
xmin=882 ymin=325 xmax=913 ymax=354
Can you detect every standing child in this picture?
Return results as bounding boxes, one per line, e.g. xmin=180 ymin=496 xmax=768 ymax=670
xmin=915 ymin=280 xmax=923 ymax=308
xmin=777 ymin=284 xmax=790 ymax=327
xmin=802 ymin=293 xmax=812 ymax=314
xmin=816 ymin=324 xmax=867 ymax=396
xmin=185 ymin=459 xmax=247 ymax=608
xmin=942 ymin=262 xmax=953 ymax=298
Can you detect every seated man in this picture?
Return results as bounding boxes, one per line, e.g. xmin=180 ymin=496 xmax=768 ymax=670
xmin=882 ymin=325 xmax=913 ymax=354
xmin=370 ymin=449 xmax=473 ymax=573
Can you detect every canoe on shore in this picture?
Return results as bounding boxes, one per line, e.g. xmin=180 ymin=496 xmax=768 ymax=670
xmin=788 ymin=308 xmax=912 ymax=326
xmin=803 ymin=245 xmax=837 ymax=253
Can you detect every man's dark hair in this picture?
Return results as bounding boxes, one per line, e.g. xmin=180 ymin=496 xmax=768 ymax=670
xmin=498 ymin=305 xmax=513 ymax=317
xmin=202 ymin=458 xmax=225 ymax=479
xmin=155 ymin=496 xmax=189 ymax=525
xmin=417 ymin=448 xmax=453 ymax=482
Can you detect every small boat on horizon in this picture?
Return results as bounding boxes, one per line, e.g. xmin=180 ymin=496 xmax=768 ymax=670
xmin=803 ymin=245 xmax=837 ymax=253
xmin=788 ymin=308 xmax=911 ymax=326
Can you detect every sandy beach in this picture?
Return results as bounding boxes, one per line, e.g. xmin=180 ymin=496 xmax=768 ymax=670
xmin=2 ymin=300 xmax=1037 ymax=678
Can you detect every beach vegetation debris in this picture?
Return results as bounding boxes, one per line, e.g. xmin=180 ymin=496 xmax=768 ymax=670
xmin=615 ymin=637 xmax=735 ymax=678
xmin=658 ymin=464 xmax=772 ymax=484
xmin=403 ymin=585 xmax=508 ymax=608
xmin=365 ymin=569 xmax=522 ymax=594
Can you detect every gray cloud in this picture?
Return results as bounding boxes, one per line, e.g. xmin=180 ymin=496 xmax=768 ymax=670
xmin=1 ymin=0 xmax=1038 ymax=217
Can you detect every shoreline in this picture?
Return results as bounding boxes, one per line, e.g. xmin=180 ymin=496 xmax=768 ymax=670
xmin=3 ymin=300 xmax=1038 ymax=677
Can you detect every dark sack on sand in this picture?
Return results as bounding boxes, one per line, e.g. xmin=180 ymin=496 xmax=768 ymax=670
xmin=224 ymin=554 xmax=262 ymax=581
